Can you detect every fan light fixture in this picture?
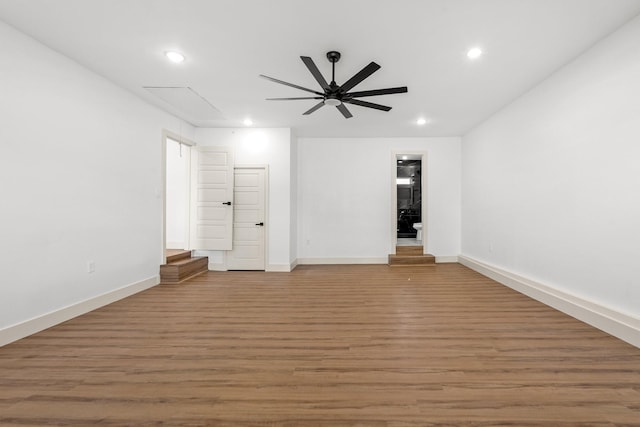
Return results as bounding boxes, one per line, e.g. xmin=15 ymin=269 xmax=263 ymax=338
xmin=324 ymin=98 xmax=341 ymax=107
xmin=165 ymin=51 xmax=185 ymax=63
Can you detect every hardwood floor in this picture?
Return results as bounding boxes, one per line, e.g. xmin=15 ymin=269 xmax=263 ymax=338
xmin=1 ymin=264 xmax=639 ymax=425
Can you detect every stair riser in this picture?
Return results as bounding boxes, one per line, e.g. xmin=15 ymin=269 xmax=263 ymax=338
xmin=162 ymin=261 xmax=208 ymax=280
xmin=390 ymin=262 xmax=436 ymax=267
xmin=160 ymin=258 xmax=208 ymax=283
xmin=396 ymin=246 xmax=423 ymax=255
xmin=388 ymin=255 xmax=436 ymax=266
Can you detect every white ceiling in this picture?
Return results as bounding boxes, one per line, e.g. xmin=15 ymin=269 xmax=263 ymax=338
xmin=1 ymin=0 xmax=640 ymax=137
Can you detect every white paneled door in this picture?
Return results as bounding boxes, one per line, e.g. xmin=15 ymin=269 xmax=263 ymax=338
xmin=227 ymin=168 xmax=266 ymax=270
xmin=189 ymin=147 xmax=234 ymax=250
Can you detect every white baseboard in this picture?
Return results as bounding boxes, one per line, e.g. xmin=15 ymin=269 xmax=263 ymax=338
xmin=297 ymin=257 xmax=388 ymax=265
xmin=208 ymin=262 xmax=226 ymax=271
xmin=0 ymin=276 xmax=159 ymax=347
xmin=459 ymin=255 xmax=640 ymax=349
xmin=436 ymin=256 xmax=459 ymax=263
xmin=267 ymin=263 xmax=294 ymax=272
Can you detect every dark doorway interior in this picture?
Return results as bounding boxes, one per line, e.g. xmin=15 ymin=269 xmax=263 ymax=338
xmin=397 ymin=159 xmax=421 ymax=238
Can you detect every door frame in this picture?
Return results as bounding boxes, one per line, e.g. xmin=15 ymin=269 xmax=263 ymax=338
xmin=161 ymin=129 xmax=195 ymax=264
xmin=224 ymin=165 xmax=269 ymax=270
xmin=390 ymin=150 xmax=428 ymax=255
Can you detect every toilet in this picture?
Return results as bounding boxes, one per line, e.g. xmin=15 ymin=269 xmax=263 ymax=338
xmin=412 ymin=222 xmax=423 ymax=242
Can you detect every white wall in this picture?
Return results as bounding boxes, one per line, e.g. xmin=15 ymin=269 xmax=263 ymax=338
xmin=193 ymin=128 xmax=293 ymax=270
xmin=0 ymin=21 xmax=193 ymax=339
xmin=461 ymin=14 xmax=640 ymax=318
xmin=297 ymin=137 xmax=461 ymax=261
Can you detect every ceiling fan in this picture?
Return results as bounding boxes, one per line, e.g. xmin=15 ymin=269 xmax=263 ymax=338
xmin=259 ymin=51 xmax=408 ymax=118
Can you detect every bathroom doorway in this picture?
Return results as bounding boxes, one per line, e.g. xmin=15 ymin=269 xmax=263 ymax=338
xmin=397 ymin=157 xmax=421 ymax=246
xmin=391 ymin=152 xmax=426 ymax=253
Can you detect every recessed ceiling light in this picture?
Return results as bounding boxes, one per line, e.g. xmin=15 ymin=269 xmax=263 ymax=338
xmin=243 ymin=118 xmax=253 ymax=126
xmin=165 ymin=51 xmax=185 ymax=63
xmin=416 ymin=118 xmax=427 ymax=125
xmin=467 ymin=47 xmax=483 ymax=60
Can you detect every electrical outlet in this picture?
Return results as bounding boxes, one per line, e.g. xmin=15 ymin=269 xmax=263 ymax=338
xmin=87 ymin=261 xmax=95 ymax=274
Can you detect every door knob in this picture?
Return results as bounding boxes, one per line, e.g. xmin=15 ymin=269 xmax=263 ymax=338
xmin=255 ymin=222 xmax=264 ymax=226
xmin=222 ymin=201 xmax=232 ymax=205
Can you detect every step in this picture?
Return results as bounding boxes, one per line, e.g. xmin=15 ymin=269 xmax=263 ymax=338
xmin=395 ymin=246 xmax=423 ymax=256
xmin=165 ymin=249 xmax=192 ymax=264
xmin=388 ymin=254 xmax=436 ymax=267
xmin=160 ymin=256 xmax=208 ymax=284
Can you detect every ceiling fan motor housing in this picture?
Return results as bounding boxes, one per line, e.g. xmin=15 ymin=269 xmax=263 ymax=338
xmin=326 ymin=51 xmax=341 ymax=63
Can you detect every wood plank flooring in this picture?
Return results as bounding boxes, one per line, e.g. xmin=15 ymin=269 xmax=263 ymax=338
xmin=1 ymin=264 xmax=639 ymax=425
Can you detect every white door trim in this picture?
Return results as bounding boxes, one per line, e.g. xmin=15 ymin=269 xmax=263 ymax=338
xmin=161 ymin=129 xmax=196 ymax=264
xmin=391 ymin=150 xmax=428 ymax=255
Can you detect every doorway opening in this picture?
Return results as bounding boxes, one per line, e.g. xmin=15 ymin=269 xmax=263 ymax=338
xmin=397 ymin=157 xmax=421 ymax=246
xmin=391 ymin=152 xmax=426 ymax=254
xmin=162 ymin=130 xmax=195 ymax=263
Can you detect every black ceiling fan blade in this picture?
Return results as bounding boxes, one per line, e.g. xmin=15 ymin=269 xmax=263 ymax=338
xmin=301 ymin=56 xmax=330 ymax=90
xmin=336 ymin=103 xmax=353 ymax=119
xmin=343 ymin=98 xmax=392 ymax=112
xmin=266 ymin=97 xmax=324 ymax=100
xmin=338 ymin=62 xmax=381 ymax=93
xmin=346 ymin=86 xmax=408 ymax=98
xmin=259 ymin=74 xmax=324 ymax=96
xmin=303 ymin=101 xmax=326 ymax=115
